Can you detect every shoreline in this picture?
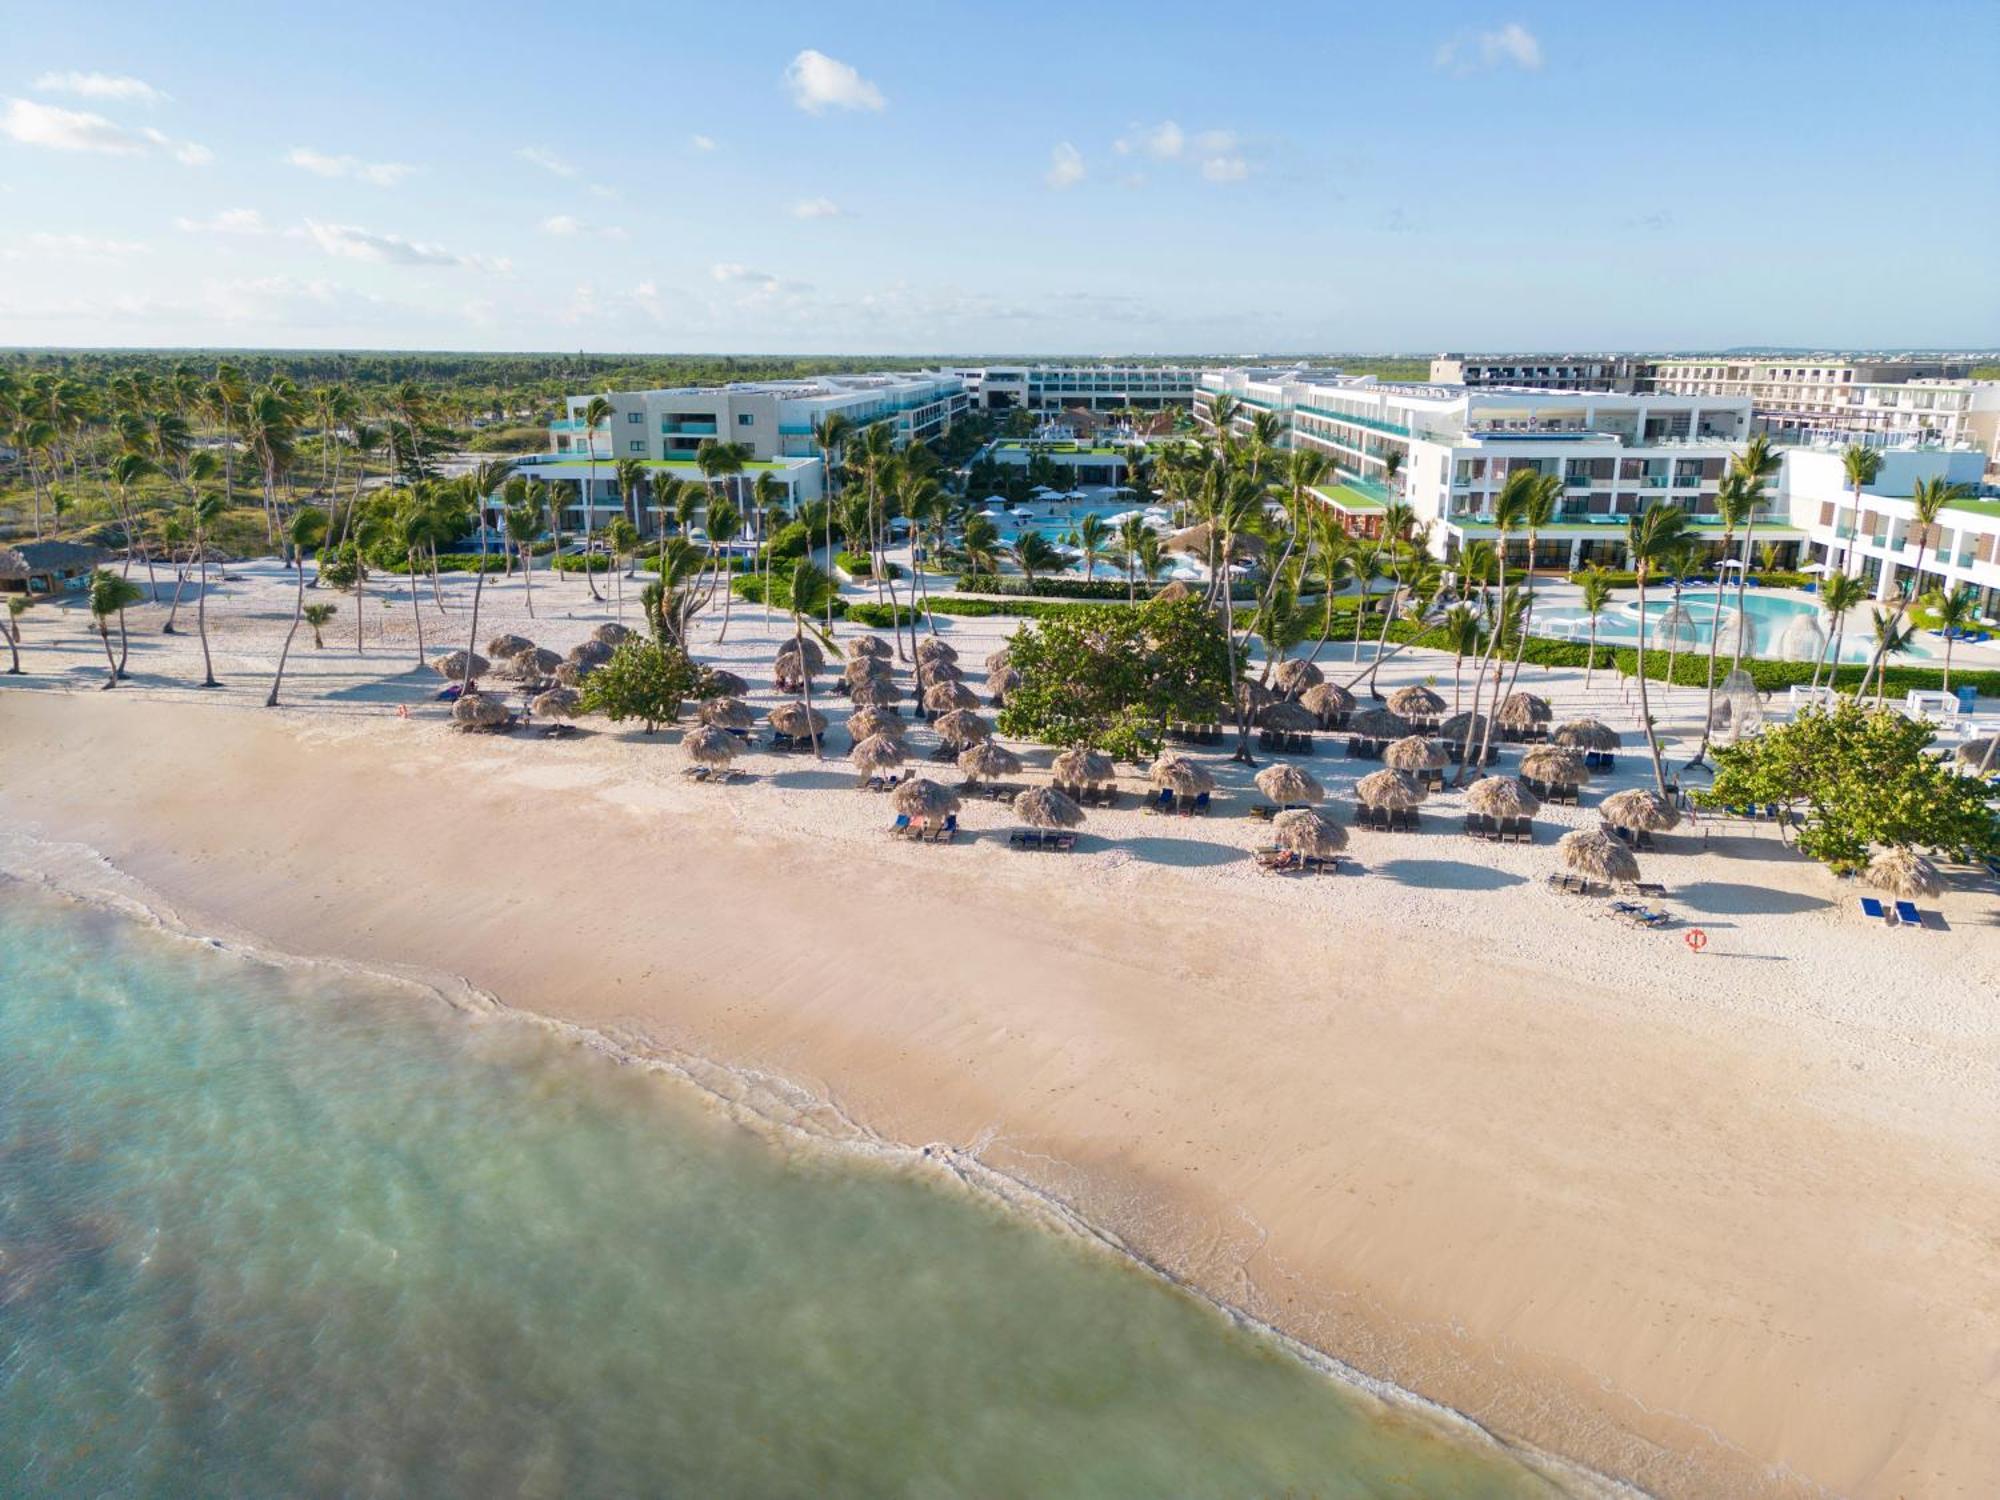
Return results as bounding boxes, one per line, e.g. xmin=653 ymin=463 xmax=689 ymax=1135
xmin=0 ymin=829 xmax=1624 ymax=1500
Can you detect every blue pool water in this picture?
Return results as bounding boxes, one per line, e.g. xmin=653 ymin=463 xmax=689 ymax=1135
xmin=1536 ymin=588 xmax=1931 ymax=665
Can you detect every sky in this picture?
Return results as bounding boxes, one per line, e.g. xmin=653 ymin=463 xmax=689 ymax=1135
xmin=2 ymin=1 xmax=1995 ymax=355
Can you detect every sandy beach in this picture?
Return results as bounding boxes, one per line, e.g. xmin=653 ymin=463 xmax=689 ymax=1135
xmin=4 ymin=561 xmax=1997 ymax=1499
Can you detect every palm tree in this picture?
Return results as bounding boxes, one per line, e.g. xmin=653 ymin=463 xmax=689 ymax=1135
xmin=1658 ymin=537 xmax=1703 ymax=706
xmin=1497 ymin=473 xmax=1561 ymax=701
xmin=189 ymin=489 xmax=226 ymax=687
xmin=266 ymin=508 xmax=328 ymax=707
xmin=1625 ymin=502 xmax=1691 ymax=796
xmin=962 ymin=513 xmax=1001 ymax=575
xmin=1810 ymin=570 xmax=1867 ymax=694
xmin=341 ymin=422 xmax=382 ymax=544
xmin=1835 ymin=443 xmax=1881 ymax=575
xmin=1209 ymin=471 xmax=1268 ymax=761
xmin=1116 ymin=514 xmax=1153 ymax=603
xmin=604 ymin=517 xmax=641 ymax=623
xmin=1893 ymin=475 xmax=1971 ymax=627
xmin=5 ymin=597 xmax=29 ymax=674
xmin=1858 ymin=606 xmax=1917 ymax=707
xmin=1456 ymin=468 xmax=1538 ymax=782
xmin=393 ymin=495 xmax=441 ymax=666
xmin=455 ymin=460 xmax=514 ymax=695
xmin=703 ymin=499 xmax=741 ymax=640
xmin=88 ymin=568 xmax=145 ymax=688
xmin=1925 ymin=584 xmax=1978 ymax=693
xmin=504 ymin=495 xmax=544 ymax=620
xmin=613 ymin=456 xmax=647 ymax=530
xmin=303 ymin=602 xmax=337 ymax=648
xmin=810 ymin=412 xmax=853 ymax=634
xmin=1577 ymin=566 xmax=1615 ymax=688
xmin=1441 ymin=603 xmax=1481 ymax=712
xmin=782 ymin=559 xmax=838 ymax=758
xmin=753 ymin=470 xmax=785 ymax=632
xmin=1695 ymin=469 xmax=1754 ymax=756
xmin=1724 ymin=433 xmax=1780 ymax=675
xmin=1075 ymin=512 xmax=1110 ymax=582
xmin=1010 ymin=530 xmax=1061 ymax=589
xmin=107 ymin=450 xmax=161 ymax=599
xmin=577 ymin=394 xmax=615 ymax=598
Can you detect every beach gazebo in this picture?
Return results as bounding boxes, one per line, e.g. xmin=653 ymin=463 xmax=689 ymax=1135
xmin=1519 ymin=746 xmax=1589 ymax=803
xmin=1495 ymin=692 xmax=1552 ymax=741
xmin=915 ymin=637 xmax=959 ymax=665
xmin=958 ymin=739 xmax=1022 ymax=788
xmin=1386 ymin=685 xmax=1445 ymax=727
xmin=698 ymin=696 xmax=755 ymax=731
xmin=1255 ymin=763 xmax=1324 ymax=806
xmin=506 ymin=645 xmax=562 ymax=682
xmin=433 ymin=649 xmax=490 ymax=682
xmin=1864 ymin=848 xmax=1943 ymax=899
xmin=1149 ymin=754 xmax=1215 ymax=807
xmin=916 ymin=658 xmax=965 ymax=688
xmin=682 ymin=725 xmax=739 ymax=772
xmin=1273 ymin=658 xmax=1324 ymax=698
xmin=1300 ymin=681 xmax=1355 ymax=730
xmin=1236 ymin=678 xmax=1276 ymax=719
xmin=849 ymin=732 xmax=906 ymax=783
xmin=849 ymin=635 xmax=893 ymax=660
xmin=1271 ymin=808 xmax=1347 ymax=859
xmin=1600 ymin=789 xmax=1681 ymax=843
xmin=924 ymin=681 xmax=981 ymax=716
xmin=1465 ymin=775 xmax=1541 ymax=820
xmin=1051 ymin=746 xmax=1115 ymax=794
xmin=775 ymin=637 xmax=826 ymax=673
xmin=848 ymin=678 xmax=904 ymax=710
xmin=768 ymin=700 xmax=828 ymax=744
xmin=486 ymin=632 xmax=534 ymax=659
xmin=1558 ymin=828 xmax=1638 ymax=888
xmin=1353 ymin=768 xmax=1424 ymax=829
xmin=451 ymin=692 xmax=511 ymax=732
xmin=1382 ymin=736 xmax=1446 ymax=785
xmin=932 ymin=709 xmax=992 ymax=747
xmin=892 ymin=777 xmax=962 ymax=829
xmin=1013 ymin=786 xmax=1085 ymax=836
xmin=847 ymin=707 xmax=906 ymax=743
xmin=988 ymin=665 xmax=1023 ymax=707
xmin=844 ymin=655 xmax=892 ymax=687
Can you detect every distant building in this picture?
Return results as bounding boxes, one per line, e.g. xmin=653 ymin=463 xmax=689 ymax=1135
xmin=1429 ymin=354 xmax=1640 ymax=392
xmin=948 ymin=364 xmax=1202 ymax=415
xmin=1780 ymin=444 xmax=1998 ymax=613
xmin=0 ymin=539 xmax=109 ymax=594
xmin=1642 ymin=356 xmax=1995 ymax=454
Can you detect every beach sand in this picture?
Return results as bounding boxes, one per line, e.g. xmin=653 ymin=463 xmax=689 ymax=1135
xmin=3 ymin=561 xmax=1997 ymax=1498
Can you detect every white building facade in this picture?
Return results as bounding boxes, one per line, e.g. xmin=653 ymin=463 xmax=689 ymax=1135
xmin=1643 ymin=357 xmax=1997 ymax=458
xmin=949 ymin=364 xmax=1202 ymax=414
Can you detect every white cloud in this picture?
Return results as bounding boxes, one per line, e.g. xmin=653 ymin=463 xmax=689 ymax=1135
xmin=286 ymin=147 xmax=416 ymax=186
xmin=691 ymin=134 xmax=717 ymax=152
xmin=175 ymin=207 xmax=269 ymax=235
xmin=792 ymin=196 xmax=842 ymax=219
xmin=516 ymin=145 xmax=578 ymax=177
xmin=1435 ymin=22 xmax=1543 ymax=74
xmin=302 ymin=219 xmax=508 ymax=271
xmin=1045 ymin=142 xmax=1085 ymax=189
xmin=784 ymin=50 xmax=886 ymax=113
xmin=1 ymin=98 xmax=209 ymax=163
xmin=539 ymin=214 xmax=626 ymax=240
xmin=31 ymin=71 xmax=169 ymax=105
xmin=1115 ymin=120 xmax=1184 ymax=160
xmin=711 ymin=262 xmax=779 ymax=290
xmin=1113 ymin=122 xmax=1248 ymax=182
xmin=1200 ymin=155 xmax=1248 ymax=183
xmin=4 ymin=232 xmax=151 ymax=260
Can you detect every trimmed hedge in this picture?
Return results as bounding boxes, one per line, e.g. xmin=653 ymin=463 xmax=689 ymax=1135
xmin=837 ymin=550 xmax=903 ymax=580
xmin=955 ymin=572 xmax=1259 ymax=601
xmin=735 ymin=571 xmax=850 ymax=617
xmin=846 ymin=602 xmax=918 ymax=628
xmin=1565 ymin=570 xmax=1813 ymax=591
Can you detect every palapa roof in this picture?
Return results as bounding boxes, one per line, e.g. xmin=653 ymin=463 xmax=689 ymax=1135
xmin=567 ymin=638 xmax=614 ymax=667
xmin=555 ymin=661 xmax=592 ymax=687
xmin=1599 ymin=788 xmax=1680 ymax=833
xmin=1558 ymin=828 xmax=1638 ymax=883
xmin=1495 ymin=691 xmax=1552 ymax=729
xmin=984 ymin=647 xmax=1013 ymax=674
xmin=697 ymin=696 xmax=755 ymax=730
xmin=1013 ymin=785 xmax=1085 ymax=829
xmin=849 ymin=733 xmax=907 ymax=773
xmin=0 ymin=539 xmax=108 ymax=579
xmin=988 ymin=665 xmax=1022 ymax=704
xmin=1953 ymin=737 xmax=1997 ymax=767
xmin=1300 ymin=681 xmax=1356 ymax=717
xmin=1386 ymin=684 xmax=1445 ymax=718
xmin=925 ymin=681 xmax=980 ymax=713
xmin=1149 ymin=754 xmax=1215 ymax=795
xmin=914 ymin=636 xmax=959 ymax=664
xmin=1272 ymin=658 xmax=1325 ymax=697
xmin=848 ymin=677 xmax=904 ymax=708
xmin=916 ymin=658 xmax=965 ymax=687
xmin=592 ymin=622 xmax=635 ymax=647
xmin=1152 ymin=580 xmax=1193 ymax=603
xmin=1258 ymin=700 xmax=1318 ymax=733
xmin=774 ymin=661 xmax=808 ymax=692
xmin=1552 ymin=718 xmax=1621 ymax=751
xmin=1354 ymin=768 xmax=1425 ymax=809
xmin=846 ymin=706 xmax=906 ymax=741
xmin=451 ymin=692 xmax=510 ymax=730
xmin=1254 ymin=763 xmax=1324 ymax=804
xmin=703 ymin=668 xmax=749 ymax=697
xmin=844 ymin=655 xmax=892 ymax=684
xmin=1272 ymin=808 xmax=1347 ymax=857
xmin=849 ymin=635 xmax=893 ymax=660
xmin=530 ymin=686 xmax=582 ymax=718
xmin=1051 ymin=746 xmax=1115 ymax=785
xmin=1236 ymin=678 xmax=1276 ymax=715
xmin=504 ymin=645 xmax=562 ymax=679
xmin=1520 ymin=746 xmax=1588 ymax=785
xmin=1464 ymin=775 xmax=1540 ymax=818
xmin=1347 ymin=706 xmax=1410 ymax=740
xmin=774 ymin=637 xmax=825 ymax=672
xmin=432 ymin=649 xmax=490 ymax=679
xmin=767 ymin=700 xmax=828 ymax=736
xmin=1438 ymin=710 xmax=1489 ymax=741
xmin=958 ymin=740 xmax=1022 ymax=779
xmin=892 ymin=777 xmax=962 ymax=820
xmin=1383 ymin=735 xmax=1446 ymax=772
xmin=682 ymin=725 xmax=739 ymax=766
xmin=1167 ymin=522 xmax=1265 ymax=558
xmin=931 ymin=708 xmax=992 ymax=745
xmin=1864 ymin=848 xmax=1942 ymax=899
xmin=486 ymin=633 xmax=534 ymax=659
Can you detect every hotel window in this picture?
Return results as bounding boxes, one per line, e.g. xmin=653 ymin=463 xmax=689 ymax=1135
xmin=628 ymin=441 xmax=644 ymax=453
xmin=737 ymin=414 xmax=754 ymax=426
xmin=628 ymin=412 xmax=642 ymax=423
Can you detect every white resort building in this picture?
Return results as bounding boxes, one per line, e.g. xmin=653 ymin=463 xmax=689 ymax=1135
xmin=948 ymin=364 xmax=1203 ymax=415
xmin=1642 ymin=356 xmax=1998 ymax=457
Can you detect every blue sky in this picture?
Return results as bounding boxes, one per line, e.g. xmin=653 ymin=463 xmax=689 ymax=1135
xmin=2 ymin=1 xmax=1995 ymax=354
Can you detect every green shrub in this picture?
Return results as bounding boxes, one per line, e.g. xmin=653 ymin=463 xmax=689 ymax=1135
xmin=763 ymin=521 xmax=811 ymax=561
xmin=1564 ymin=569 xmax=1813 ymax=591
xmin=837 ymin=550 xmax=902 ymax=580
xmin=378 ymin=551 xmax=509 ymax=575
xmin=955 ymin=573 xmax=1257 ymax=601
xmin=739 ymin=571 xmax=848 ymax=616
xmin=846 ymin=602 xmax=917 ymax=628
xmin=550 ymin=553 xmax=611 ymax=573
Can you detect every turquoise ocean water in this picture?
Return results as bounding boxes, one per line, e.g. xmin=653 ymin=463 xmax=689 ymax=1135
xmin=0 ymin=879 xmax=1573 ymax=1498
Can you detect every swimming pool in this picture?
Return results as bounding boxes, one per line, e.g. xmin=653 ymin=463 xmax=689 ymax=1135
xmin=1534 ymin=588 xmax=1933 ymax=665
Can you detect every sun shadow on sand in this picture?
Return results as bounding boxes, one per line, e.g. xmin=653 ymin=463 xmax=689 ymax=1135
xmin=1670 ymin=882 xmax=1832 ymax=917
xmin=1110 ymin=836 xmax=1244 ymax=868
xmin=1374 ymin=858 xmax=1528 ymax=891
xmin=766 ymin=768 xmax=864 ymax=792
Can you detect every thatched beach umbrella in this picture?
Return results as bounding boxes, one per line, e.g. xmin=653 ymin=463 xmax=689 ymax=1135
xmin=1559 ymin=828 xmax=1638 ymax=885
xmin=504 ymin=645 xmax=561 ymax=681
xmin=567 ymin=638 xmax=614 ymax=669
xmin=1272 ymin=808 xmax=1347 ymax=857
xmin=848 ymin=707 xmax=906 ymax=742
xmin=932 ymin=709 xmax=992 ymax=746
xmin=892 ymin=777 xmax=962 ymax=823
xmin=1300 ymin=681 xmax=1356 ymax=725
xmin=925 ymin=680 xmax=980 ymax=714
xmin=1354 ymin=768 xmax=1425 ymax=809
xmin=1013 ymin=785 xmax=1084 ymax=829
xmin=844 ymin=655 xmax=892 ymax=687
xmin=1383 ymin=735 xmax=1446 ymax=773
xmin=1149 ymin=754 xmax=1215 ymax=796
xmin=1386 ymin=684 xmax=1445 ymax=721
xmin=697 ymin=696 xmax=755 ymax=730
xmin=1168 ymin=522 xmax=1264 ymax=559
xmin=1465 ymin=775 xmax=1542 ymax=819
xmin=1273 ymin=657 xmax=1325 ymax=698
xmin=592 ymin=622 xmax=634 ymax=647
xmin=433 ymin=649 xmax=490 ymax=680
xmin=530 ymin=685 xmax=581 ymax=720
xmin=768 ymin=700 xmax=828 ymax=738
xmin=1153 ymin=579 xmax=1193 ymax=603
xmin=486 ymin=633 xmax=534 ymax=659
xmin=958 ymin=740 xmax=1022 ymax=785
xmin=682 ymin=724 xmax=739 ymax=768
xmin=849 ymin=733 xmax=906 ymax=777
xmin=555 ymin=661 xmax=591 ymax=688
xmin=984 ymin=646 xmax=1013 ymax=675
xmin=1600 ymin=788 xmax=1681 ymax=834
xmin=1954 ymin=737 xmax=1997 ymax=768
xmin=703 ymin=668 xmax=749 ymax=698
xmin=988 ymin=665 xmax=1022 ymax=706
xmin=1520 ymin=746 xmax=1589 ymax=786
xmin=1348 ymin=706 xmax=1410 ymax=741
xmin=1051 ymin=746 xmax=1114 ymax=787
xmin=451 ymin=692 xmax=510 ymax=731
xmin=1259 ymin=700 xmax=1318 ymax=733
xmin=1236 ymin=678 xmax=1276 ymax=717
xmin=1865 ymin=848 xmax=1943 ymax=899
xmin=914 ymin=636 xmax=958 ymax=665
xmin=1552 ymin=719 xmax=1621 ymax=751
xmin=916 ymin=659 xmax=965 ymax=689
xmin=1438 ymin=710 xmax=1489 ymax=742
xmin=848 ymin=677 xmax=904 ymax=709
xmin=775 ymin=637 xmax=825 ymax=673
xmin=1255 ymin=763 xmax=1325 ymax=805
xmin=849 ymin=635 xmax=893 ymax=660
xmin=1496 ymin=692 xmax=1552 ymax=732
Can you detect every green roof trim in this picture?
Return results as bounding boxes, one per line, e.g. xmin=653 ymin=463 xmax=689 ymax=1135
xmin=1945 ymin=497 xmax=2000 ymax=519
xmin=1312 ymin=483 xmax=1387 ymax=512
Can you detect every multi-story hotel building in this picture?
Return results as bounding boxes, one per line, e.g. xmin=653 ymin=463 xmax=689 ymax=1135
xmin=1642 ymin=356 xmax=1997 ymax=454
xmin=1429 ymin=354 xmax=1641 ymax=392
xmin=949 ymin=364 xmax=1202 ymax=414
xmin=1197 ymin=369 xmax=1766 ymax=570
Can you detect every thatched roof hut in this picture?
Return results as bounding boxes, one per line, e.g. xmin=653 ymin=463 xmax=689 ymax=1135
xmin=768 ymin=700 xmax=828 ymax=737
xmin=592 ymin=622 xmax=634 ymax=647
xmin=1465 ymin=776 xmax=1541 ymax=818
xmin=849 ymin=636 xmax=893 ymax=660
xmin=1865 ymin=848 xmax=1943 ymax=899
xmin=486 ymin=633 xmax=534 ymax=659
xmin=697 ymin=696 xmax=755 ymax=730
xmin=1153 ymin=579 xmax=1193 ymax=603
xmin=984 ymin=647 xmax=1013 ymax=675
xmin=1552 ymin=718 xmax=1621 ymax=751
xmin=848 ymin=678 xmax=904 ymax=709
xmin=844 ymin=657 xmax=892 ymax=690
xmin=504 ymin=645 xmax=562 ymax=680
xmin=1300 ymin=681 xmax=1356 ymax=722
xmin=1168 ymin=522 xmax=1264 ymax=558
xmin=1354 ymin=768 xmax=1425 ymax=809
xmin=433 ymin=649 xmax=490 ymax=680
xmin=915 ymin=658 xmax=964 ymax=688
xmin=530 ymin=686 xmax=582 ymax=719
xmin=1013 ymin=786 xmax=1084 ymax=829
xmin=1953 ymin=737 xmax=1997 ymax=768
xmin=1348 ymin=706 xmax=1410 ymax=740
xmin=567 ymin=638 xmax=614 ymax=669
xmin=703 ymin=668 xmax=749 ymax=698
xmin=1259 ymin=700 xmax=1319 ymax=733
xmin=1559 ymin=828 xmax=1638 ymax=884
xmin=1272 ymin=808 xmax=1347 ymax=857
xmin=451 ymin=692 xmax=510 ymax=731
xmin=1386 ymin=684 xmax=1445 ymax=719
xmin=925 ymin=681 xmax=980 ymax=714
xmin=555 ymin=661 xmax=591 ymax=688
xmin=1149 ymin=754 xmax=1215 ymax=795
xmin=1273 ymin=658 xmax=1325 ymax=697
xmin=988 ymin=665 xmax=1022 ymax=706
xmin=1520 ymin=746 xmax=1589 ymax=786
xmin=1255 ymin=763 xmax=1324 ymax=805
xmin=1236 ymin=678 xmax=1276 ymax=717
xmin=847 ymin=707 xmax=906 ymax=742
xmin=892 ymin=777 xmax=961 ymax=822
xmin=849 ymin=733 xmax=907 ymax=775
xmin=914 ymin=636 xmax=959 ymax=664
xmin=1496 ymin=691 xmax=1552 ymax=730
xmin=958 ymin=740 xmax=1022 ymax=783
xmin=1600 ymin=788 xmax=1681 ymax=833
xmin=1384 ymin=735 xmax=1444 ymax=772
xmin=1438 ymin=711 xmax=1489 ymax=742
xmin=932 ymin=709 xmax=992 ymax=746
xmin=1051 ymin=746 xmax=1114 ymax=787
xmin=682 ymin=725 xmax=739 ymax=767
xmin=775 ymin=638 xmax=825 ymax=672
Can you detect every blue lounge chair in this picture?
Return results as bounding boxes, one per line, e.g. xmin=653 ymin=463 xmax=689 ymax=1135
xmin=1894 ymin=900 xmax=1922 ymax=927
xmin=888 ymin=813 xmax=911 ymax=836
xmin=1191 ymin=791 xmax=1211 ymax=815
xmin=1859 ymin=896 xmax=1888 ymax=922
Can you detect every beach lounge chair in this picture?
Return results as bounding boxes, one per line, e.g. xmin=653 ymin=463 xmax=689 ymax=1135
xmin=888 ymin=813 xmax=911 ymax=836
xmin=1303 ymin=854 xmax=1342 ymax=875
xmin=1191 ymin=791 xmax=1211 ymax=816
xmin=1463 ymin=812 xmax=1488 ymax=839
xmin=1547 ymin=873 xmax=1595 ymax=896
xmin=1858 ymin=896 xmax=1889 ymax=922
xmin=1008 ymin=829 xmax=1044 ymax=850
xmin=1257 ymin=849 xmax=1302 ymax=873
xmin=1148 ymin=788 xmax=1176 ymax=815
xmin=1250 ymin=803 xmax=1278 ymax=821
xmin=683 ymin=765 xmax=711 ymax=782
xmin=1894 ymin=900 xmax=1922 ymax=927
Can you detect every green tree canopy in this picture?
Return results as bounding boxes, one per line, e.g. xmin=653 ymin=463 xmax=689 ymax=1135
xmin=577 ymin=638 xmax=702 ymax=734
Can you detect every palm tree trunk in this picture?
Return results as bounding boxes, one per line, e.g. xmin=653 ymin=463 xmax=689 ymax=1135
xmin=1585 ymin=617 xmax=1600 ymax=689
xmin=1464 ymin=547 xmax=1511 ymax=781
xmin=461 ymin=528 xmax=488 ymax=697
xmin=1728 ymin=521 xmax=1758 ymax=673
xmin=162 ymin=548 xmax=189 ymax=633
xmin=98 ymin=623 xmax=119 ymax=689
xmin=1695 ymin=531 xmax=1735 ymax=757
xmin=795 ymin=614 xmax=822 ymax=759
xmin=195 ymin=543 xmax=219 ymax=687
xmin=267 ymin=549 xmax=306 ymax=707
xmin=5 ymin=618 xmax=19 ymax=674
xmin=1633 ymin=572 xmax=1669 ymax=795
xmin=407 ymin=550 xmax=426 ymax=665
xmin=521 ymin=543 xmax=534 ymax=620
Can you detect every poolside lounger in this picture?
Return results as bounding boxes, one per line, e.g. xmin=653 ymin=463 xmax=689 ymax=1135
xmin=1859 ymin=896 xmax=1889 ymax=922
xmin=1894 ymin=900 xmax=1922 ymax=927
